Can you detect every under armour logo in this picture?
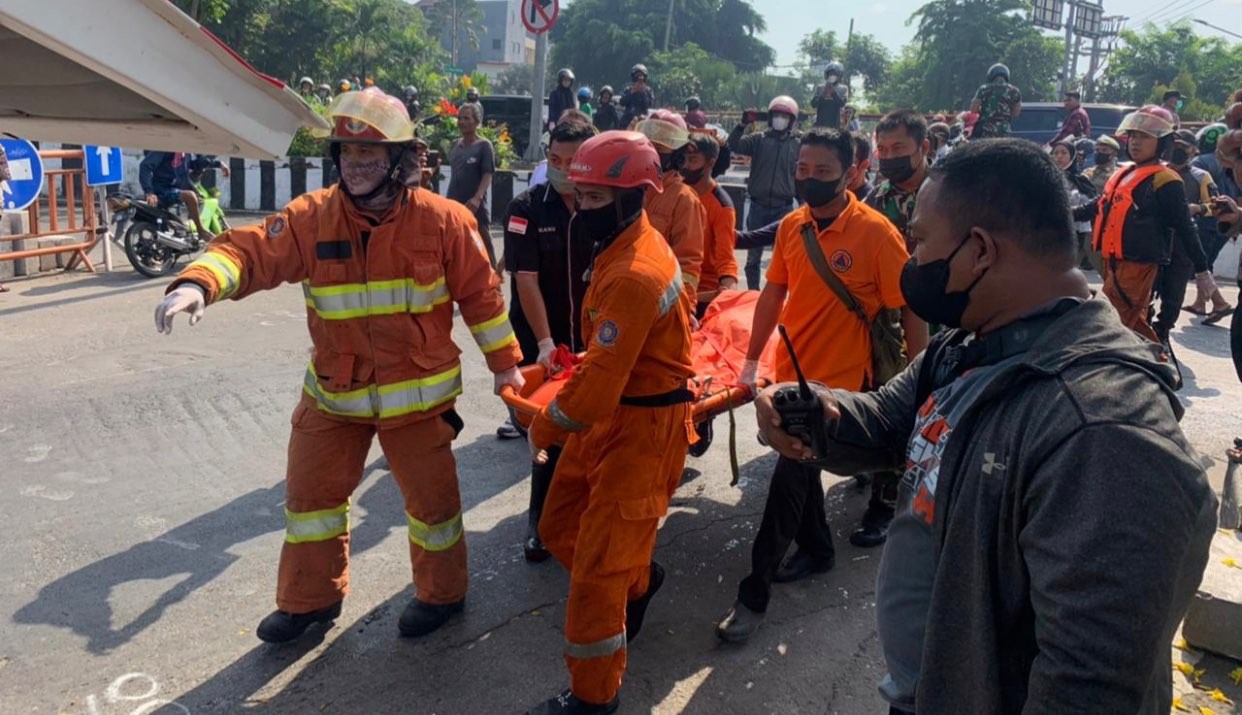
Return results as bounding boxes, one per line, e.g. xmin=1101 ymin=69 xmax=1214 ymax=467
xmin=982 ymin=452 xmax=1006 ymax=476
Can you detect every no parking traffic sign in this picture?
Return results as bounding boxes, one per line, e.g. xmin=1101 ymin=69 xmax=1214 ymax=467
xmin=521 ymin=0 xmax=559 ymax=34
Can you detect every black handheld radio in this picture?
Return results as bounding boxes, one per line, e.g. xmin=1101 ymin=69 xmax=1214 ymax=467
xmin=772 ymin=324 xmax=828 ymax=461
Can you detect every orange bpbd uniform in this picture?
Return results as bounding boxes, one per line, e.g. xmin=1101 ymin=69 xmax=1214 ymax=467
xmin=646 ymin=169 xmax=706 ymax=306
xmin=529 ymin=213 xmax=694 ymax=705
xmin=692 ymin=176 xmax=738 ymax=301
xmin=171 ymin=186 xmax=520 ymax=613
xmin=767 ymin=197 xmax=908 ymax=391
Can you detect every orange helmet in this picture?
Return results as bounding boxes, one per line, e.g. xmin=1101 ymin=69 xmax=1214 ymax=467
xmin=1117 ymin=105 xmax=1176 ymax=138
xmin=317 ymin=90 xmax=414 ymax=143
xmin=568 ymin=131 xmax=663 ymax=192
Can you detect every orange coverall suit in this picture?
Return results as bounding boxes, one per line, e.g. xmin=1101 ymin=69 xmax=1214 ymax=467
xmin=170 ymin=186 xmax=520 ymax=613
xmin=691 ymin=176 xmax=739 ymax=312
xmin=645 ymin=171 xmax=705 ymax=307
xmin=528 ymin=212 xmax=695 ymax=705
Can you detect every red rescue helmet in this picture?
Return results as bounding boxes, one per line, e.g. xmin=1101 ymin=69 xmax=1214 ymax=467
xmin=768 ymin=95 xmax=799 ymax=118
xmin=568 ymin=131 xmax=663 ymax=193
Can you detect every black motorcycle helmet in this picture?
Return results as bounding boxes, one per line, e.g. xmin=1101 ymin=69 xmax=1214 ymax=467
xmin=557 ymin=68 xmax=575 ymax=84
xmin=685 ymin=96 xmax=701 ymax=110
xmin=987 ymin=63 xmax=1010 ymax=82
xmin=631 ymin=64 xmax=648 ymax=81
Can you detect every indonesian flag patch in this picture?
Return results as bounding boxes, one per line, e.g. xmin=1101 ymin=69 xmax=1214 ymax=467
xmin=507 ymin=216 xmax=529 ymax=235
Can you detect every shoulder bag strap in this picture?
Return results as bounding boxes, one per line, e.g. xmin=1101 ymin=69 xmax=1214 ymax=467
xmin=798 ymin=222 xmax=868 ymax=325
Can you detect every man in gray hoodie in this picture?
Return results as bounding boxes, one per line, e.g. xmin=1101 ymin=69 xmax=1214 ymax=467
xmin=756 ymin=139 xmax=1216 ymax=715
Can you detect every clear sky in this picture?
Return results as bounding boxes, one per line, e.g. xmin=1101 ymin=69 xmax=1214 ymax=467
xmin=751 ymin=0 xmax=1242 ymax=69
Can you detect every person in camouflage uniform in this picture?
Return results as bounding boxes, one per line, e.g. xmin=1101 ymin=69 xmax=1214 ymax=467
xmin=970 ymin=63 xmax=1023 ymax=139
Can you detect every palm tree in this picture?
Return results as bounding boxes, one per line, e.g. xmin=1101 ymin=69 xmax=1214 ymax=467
xmin=423 ymin=0 xmax=486 ymax=67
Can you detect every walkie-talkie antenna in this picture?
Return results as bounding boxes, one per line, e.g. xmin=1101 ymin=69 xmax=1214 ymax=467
xmin=777 ymin=324 xmax=812 ymax=400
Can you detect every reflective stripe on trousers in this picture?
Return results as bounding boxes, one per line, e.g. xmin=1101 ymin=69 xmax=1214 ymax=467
xmin=468 ymin=312 xmax=517 ymax=353
xmin=408 ymin=511 xmax=464 ymax=552
xmin=190 ymin=252 xmax=243 ymax=299
xmin=285 ymin=503 xmax=349 ymax=544
xmin=302 ymin=278 xmax=450 ymax=320
xmin=564 ymin=632 xmax=626 ymax=660
xmin=302 ymin=364 xmax=463 ymax=419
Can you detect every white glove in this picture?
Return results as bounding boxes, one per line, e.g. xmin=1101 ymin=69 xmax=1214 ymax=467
xmin=155 ymin=284 xmax=206 ymax=334
xmin=1194 ymin=271 xmax=1218 ymax=297
xmin=494 ymin=365 xmax=526 ymax=396
xmin=740 ymin=359 xmax=759 ymax=395
xmin=535 ymin=338 xmax=557 ymax=369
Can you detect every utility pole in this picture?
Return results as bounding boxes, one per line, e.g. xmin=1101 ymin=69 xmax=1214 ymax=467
xmin=845 ymin=17 xmax=854 ymax=62
xmin=1060 ymin=1 xmax=1076 ymax=96
xmin=452 ymin=0 xmax=460 ymax=68
xmin=525 ymin=31 xmax=548 ymax=162
xmin=664 ymin=0 xmax=675 ymax=52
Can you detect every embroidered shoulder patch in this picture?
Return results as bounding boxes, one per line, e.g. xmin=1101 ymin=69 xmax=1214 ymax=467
xmin=596 ymin=320 xmax=620 ymax=347
xmin=268 ymin=217 xmax=286 ymax=237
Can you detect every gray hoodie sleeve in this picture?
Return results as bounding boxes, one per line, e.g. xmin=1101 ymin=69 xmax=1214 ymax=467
xmin=1019 ymin=424 xmax=1215 ymax=714
xmin=809 ymin=351 xmax=925 ymax=475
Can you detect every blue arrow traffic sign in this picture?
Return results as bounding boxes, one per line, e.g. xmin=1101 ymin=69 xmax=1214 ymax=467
xmin=85 ymin=145 xmax=124 ymax=187
xmin=0 ymin=138 xmax=45 ymax=212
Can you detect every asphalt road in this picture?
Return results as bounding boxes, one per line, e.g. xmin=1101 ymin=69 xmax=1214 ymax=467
xmin=1 ymin=237 xmax=1239 ymax=715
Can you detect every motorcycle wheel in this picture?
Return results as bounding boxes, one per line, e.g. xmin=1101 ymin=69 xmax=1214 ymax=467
xmin=124 ymin=221 xmax=180 ymax=278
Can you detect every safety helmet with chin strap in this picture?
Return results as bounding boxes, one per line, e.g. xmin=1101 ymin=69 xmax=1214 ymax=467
xmin=316 ymin=90 xmax=416 ymax=201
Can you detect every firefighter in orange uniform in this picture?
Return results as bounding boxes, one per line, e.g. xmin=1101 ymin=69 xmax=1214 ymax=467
xmin=524 ymin=132 xmax=695 ymax=715
xmin=636 ymin=109 xmax=706 ymax=307
xmin=682 ymin=130 xmax=739 ymax=317
xmin=153 ymin=89 xmax=524 ymax=643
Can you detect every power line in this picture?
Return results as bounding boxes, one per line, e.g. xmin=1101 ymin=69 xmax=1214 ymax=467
xmin=1144 ymin=0 xmax=1202 ymax=24
xmin=1170 ymin=0 xmax=1219 ymax=24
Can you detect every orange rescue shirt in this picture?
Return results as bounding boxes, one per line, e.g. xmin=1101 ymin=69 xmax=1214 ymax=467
xmin=172 ymin=186 xmax=520 ymax=427
xmin=692 ymin=177 xmax=739 ymax=298
xmin=529 ymin=212 xmax=694 ymax=445
xmin=645 ymin=171 xmax=705 ymax=305
xmin=765 ymin=196 xmax=908 ymax=391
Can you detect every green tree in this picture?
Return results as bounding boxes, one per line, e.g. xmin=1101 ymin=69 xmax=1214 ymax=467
xmin=550 ymin=0 xmax=774 ymax=90
xmin=422 ymin=0 xmax=486 ymax=68
xmin=1095 ymin=21 xmax=1242 ymax=119
xmin=648 ymin=42 xmax=737 ymax=109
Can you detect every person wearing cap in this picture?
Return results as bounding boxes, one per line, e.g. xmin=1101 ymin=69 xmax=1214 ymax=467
xmin=729 ymin=95 xmax=802 ymax=289
xmin=1162 ymin=90 xmax=1184 ymax=129
xmin=1161 ymin=129 xmax=1233 ymax=332
xmin=1087 ymin=135 xmax=1121 ymax=195
xmin=152 ymin=89 xmax=524 ymax=644
xmin=1049 ymin=90 xmax=1092 ymax=146
xmin=636 ymin=110 xmax=706 ymax=307
xmin=525 ymin=131 xmax=694 ymax=715
xmin=1075 ymin=106 xmax=1218 ymax=349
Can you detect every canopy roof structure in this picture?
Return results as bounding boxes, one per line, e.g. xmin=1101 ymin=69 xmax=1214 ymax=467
xmin=0 ymin=0 xmax=328 ymax=158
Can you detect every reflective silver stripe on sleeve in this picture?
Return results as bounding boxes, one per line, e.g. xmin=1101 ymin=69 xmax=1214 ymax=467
xmin=657 ymin=267 xmax=685 ymax=317
xmin=469 ymin=312 xmax=517 ymax=353
xmin=547 ymin=399 xmax=586 ymax=432
xmin=191 ymin=252 xmax=242 ymax=299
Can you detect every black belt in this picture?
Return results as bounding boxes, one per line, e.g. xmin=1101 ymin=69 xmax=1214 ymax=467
xmin=619 ymin=388 xmax=695 ymax=408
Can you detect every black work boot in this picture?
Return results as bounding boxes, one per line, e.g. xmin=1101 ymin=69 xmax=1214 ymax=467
xmin=688 ymin=417 xmax=714 ymax=458
xmin=773 ymin=549 xmax=835 ymax=583
xmin=398 ymin=598 xmax=464 ymax=638
xmin=625 ymin=561 xmax=665 ymax=643
xmin=850 ymin=503 xmax=895 ymax=547
xmin=526 ymin=689 xmax=619 ymax=715
xmin=256 ymin=600 xmax=342 ymax=643
xmin=524 ymin=452 xmax=557 ymax=562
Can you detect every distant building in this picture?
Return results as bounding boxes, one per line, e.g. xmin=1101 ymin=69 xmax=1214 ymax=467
xmin=420 ymin=0 xmax=535 ymax=79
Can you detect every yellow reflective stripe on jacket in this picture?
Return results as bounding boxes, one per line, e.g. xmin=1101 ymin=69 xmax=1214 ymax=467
xmin=564 ymin=632 xmax=626 ymax=660
xmin=468 ymin=312 xmax=517 ymax=353
xmin=657 ymin=266 xmax=685 ymax=317
xmin=192 ymin=252 xmax=243 ymax=300
xmin=302 ymin=278 xmax=450 ymax=320
xmin=302 ymin=364 xmax=463 ymax=419
xmin=285 ymin=503 xmax=349 ymax=544
xmin=407 ymin=511 xmax=464 ymax=552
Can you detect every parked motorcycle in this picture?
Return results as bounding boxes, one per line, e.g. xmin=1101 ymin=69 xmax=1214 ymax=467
xmin=107 ymin=181 xmax=229 ymax=278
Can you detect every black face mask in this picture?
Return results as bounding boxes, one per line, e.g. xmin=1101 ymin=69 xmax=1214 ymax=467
xmin=572 ymin=189 xmax=645 ymax=247
xmin=879 ymin=154 xmax=918 ymax=184
xmin=899 ymin=233 xmax=987 ymax=328
xmin=680 ymin=167 xmax=705 ymax=185
xmin=795 ymin=176 xmax=844 ymax=209
xmin=1094 ymin=153 xmax=1114 ymax=166
xmin=1170 ymin=148 xmax=1191 ymax=166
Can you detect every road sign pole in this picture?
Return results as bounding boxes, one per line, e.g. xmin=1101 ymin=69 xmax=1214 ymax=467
xmin=526 ymin=30 xmax=548 ymax=162
xmin=98 ymin=188 xmax=113 ymax=271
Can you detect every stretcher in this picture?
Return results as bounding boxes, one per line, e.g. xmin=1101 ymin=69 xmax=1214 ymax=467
xmin=499 ymin=291 xmax=778 ymax=476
